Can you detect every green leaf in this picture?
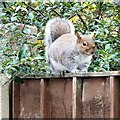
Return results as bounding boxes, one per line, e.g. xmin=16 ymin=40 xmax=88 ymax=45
xmin=14 ymin=76 xmax=24 ymax=83
xmin=4 ymin=70 xmax=11 ymax=79
xmin=11 ymin=16 xmax=17 ymax=21
xmin=12 ymin=66 xmax=20 ymax=71
xmin=18 ymin=44 xmax=28 ymax=60
xmin=105 ymin=44 xmax=111 ymax=51
xmin=23 ymin=28 xmax=31 ymax=34
xmin=15 ymin=6 xmax=21 ymax=12
xmin=28 ymin=12 xmax=34 ymax=20
xmin=32 ymin=56 xmax=45 ymax=61
xmin=109 ymin=53 xmax=118 ymax=59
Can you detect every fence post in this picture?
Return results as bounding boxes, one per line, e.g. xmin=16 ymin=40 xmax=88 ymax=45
xmin=72 ymin=77 xmax=83 ymax=118
xmin=40 ymin=79 xmax=44 ymax=118
xmin=72 ymin=77 xmax=77 ymax=118
xmin=110 ymin=76 xmax=119 ymax=118
xmin=0 ymin=74 xmax=9 ymax=119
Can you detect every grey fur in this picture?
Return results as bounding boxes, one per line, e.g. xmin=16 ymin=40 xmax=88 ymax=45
xmin=44 ymin=18 xmax=93 ymax=75
xmin=48 ymin=34 xmax=92 ymax=74
xmin=44 ymin=17 xmax=75 ymax=64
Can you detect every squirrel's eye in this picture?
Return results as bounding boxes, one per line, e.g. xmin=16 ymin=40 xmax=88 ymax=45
xmin=83 ymin=41 xmax=87 ymax=46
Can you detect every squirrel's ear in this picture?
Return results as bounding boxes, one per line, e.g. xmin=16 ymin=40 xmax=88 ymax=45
xmin=90 ymin=32 xmax=94 ymax=39
xmin=76 ymin=32 xmax=82 ymax=43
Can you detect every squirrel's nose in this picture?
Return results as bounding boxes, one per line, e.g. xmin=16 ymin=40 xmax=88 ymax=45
xmin=91 ymin=51 xmax=94 ymax=54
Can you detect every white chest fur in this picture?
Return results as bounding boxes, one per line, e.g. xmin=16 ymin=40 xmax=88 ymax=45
xmin=74 ymin=54 xmax=92 ymax=66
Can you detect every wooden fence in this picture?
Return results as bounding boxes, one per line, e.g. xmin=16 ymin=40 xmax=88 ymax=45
xmin=10 ymin=71 xmax=120 ymax=118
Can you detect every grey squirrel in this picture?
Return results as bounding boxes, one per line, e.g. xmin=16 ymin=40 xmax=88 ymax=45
xmin=44 ymin=17 xmax=95 ymax=74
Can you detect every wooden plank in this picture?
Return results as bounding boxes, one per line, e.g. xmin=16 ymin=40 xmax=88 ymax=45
xmin=82 ymin=77 xmax=110 ymax=118
xmin=72 ymin=77 xmax=77 ymax=118
xmin=40 ymin=79 xmax=44 ymax=118
xmin=13 ymin=81 xmax=20 ymax=118
xmin=19 ymin=79 xmax=41 ymax=118
xmin=42 ymin=78 xmax=51 ymax=118
xmin=102 ymin=77 xmax=110 ymax=118
xmin=19 ymin=71 xmax=120 ymax=79
xmin=110 ymin=76 xmax=119 ymax=118
xmin=72 ymin=77 xmax=82 ymax=118
xmin=43 ymin=78 xmax=72 ymax=118
xmin=76 ymin=78 xmax=82 ymax=118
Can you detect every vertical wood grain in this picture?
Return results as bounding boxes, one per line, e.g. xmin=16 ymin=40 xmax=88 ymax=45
xmin=40 ymin=79 xmax=44 ymax=118
xmin=76 ymin=78 xmax=82 ymax=118
xmin=72 ymin=77 xmax=82 ymax=118
xmin=72 ymin=77 xmax=77 ymax=118
xmin=110 ymin=76 xmax=119 ymax=118
xmin=12 ymin=81 xmax=20 ymax=118
xmin=17 ymin=79 xmax=40 ymax=118
xmin=43 ymin=78 xmax=72 ymax=118
xmin=82 ymin=77 xmax=110 ymax=118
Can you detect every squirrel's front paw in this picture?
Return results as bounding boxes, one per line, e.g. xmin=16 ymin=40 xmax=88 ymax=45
xmin=81 ymin=69 xmax=87 ymax=73
xmin=71 ymin=69 xmax=80 ymax=73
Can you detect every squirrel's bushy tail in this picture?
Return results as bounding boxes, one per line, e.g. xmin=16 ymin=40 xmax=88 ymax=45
xmin=44 ymin=17 xmax=75 ymax=63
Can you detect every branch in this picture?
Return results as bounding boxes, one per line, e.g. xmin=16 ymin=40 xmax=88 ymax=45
xmin=23 ymin=2 xmax=45 ymax=18
xmin=46 ymin=3 xmax=61 ymax=17
xmin=77 ymin=13 xmax=88 ymax=31
xmin=51 ymin=9 xmax=61 ymax=17
xmin=95 ymin=2 xmax=103 ymax=25
xmin=2 ymin=2 xmax=7 ymax=8
xmin=69 ymin=14 xmax=76 ymax=20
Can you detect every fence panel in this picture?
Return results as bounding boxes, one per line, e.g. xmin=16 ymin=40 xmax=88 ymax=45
xmin=81 ymin=77 xmax=110 ymax=118
xmin=13 ymin=79 xmax=41 ymax=118
xmin=11 ymin=71 xmax=120 ymax=118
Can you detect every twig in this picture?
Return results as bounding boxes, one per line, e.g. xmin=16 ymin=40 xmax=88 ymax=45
xmin=95 ymin=2 xmax=103 ymax=25
xmin=46 ymin=3 xmax=61 ymax=17
xmin=69 ymin=14 xmax=77 ymax=20
xmin=50 ymin=7 xmax=61 ymax=17
xmin=21 ymin=24 xmax=26 ymax=33
xmin=23 ymin=2 xmax=45 ymax=18
xmin=77 ymin=13 xmax=88 ymax=31
xmin=2 ymin=2 xmax=7 ymax=8
xmin=51 ymin=9 xmax=61 ymax=17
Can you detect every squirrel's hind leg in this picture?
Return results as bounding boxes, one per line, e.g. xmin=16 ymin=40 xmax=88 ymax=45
xmin=50 ymin=66 xmax=67 ymax=76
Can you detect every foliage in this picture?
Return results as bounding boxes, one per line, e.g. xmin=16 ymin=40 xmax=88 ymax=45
xmin=0 ymin=1 xmax=119 ymax=81
xmin=0 ymin=23 xmax=49 ymax=82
